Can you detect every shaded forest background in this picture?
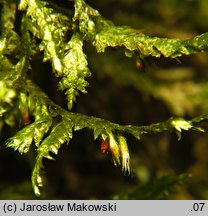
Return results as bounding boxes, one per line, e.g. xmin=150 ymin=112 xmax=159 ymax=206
xmin=1 ymin=0 xmax=208 ymax=199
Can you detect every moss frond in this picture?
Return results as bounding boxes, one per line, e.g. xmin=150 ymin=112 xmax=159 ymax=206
xmin=1 ymin=0 xmax=208 ymax=196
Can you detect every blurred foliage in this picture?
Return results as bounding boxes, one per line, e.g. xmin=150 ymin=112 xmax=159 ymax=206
xmin=1 ymin=0 xmax=208 ymax=199
xmin=113 ymin=174 xmax=190 ymax=200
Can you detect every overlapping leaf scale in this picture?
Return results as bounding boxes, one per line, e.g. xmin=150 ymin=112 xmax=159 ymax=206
xmin=19 ymin=0 xmax=92 ymax=110
xmin=93 ymin=18 xmax=208 ymax=58
xmin=32 ymin=118 xmax=73 ymax=195
xmin=59 ymin=33 xmax=91 ymax=109
xmin=5 ymin=118 xmax=52 ymax=154
xmin=73 ymin=0 xmax=100 ymax=36
xmin=0 ymin=1 xmax=20 ymax=57
xmin=22 ymin=0 xmax=68 ymax=72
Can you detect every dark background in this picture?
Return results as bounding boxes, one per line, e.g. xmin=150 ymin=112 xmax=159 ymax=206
xmin=1 ymin=0 xmax=208 ymax=199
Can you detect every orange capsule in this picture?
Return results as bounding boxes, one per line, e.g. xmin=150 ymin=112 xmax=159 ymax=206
xmin=101 ymin=139 xmax=109 ymax=153
xmin=135 ymin=58 xmax=145 ymax=72
xmin=23 ymin=112 xmax=30 ymax=125
xmin=136 ymin=61 xmax=143 ymax=70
